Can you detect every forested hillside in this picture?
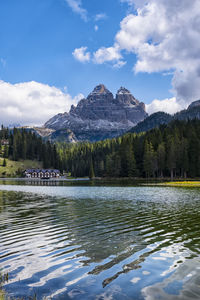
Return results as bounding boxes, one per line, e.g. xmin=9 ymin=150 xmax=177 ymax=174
xmin=129 ymin=100 xmax=200 ymax=134
xmin=130 ymin=112 xmax=172 ymax=133
xmin=2 ymin=120 xmax=200 ymax=180
xmin=0 ymin=126 xmax=60 ymax=169
xmin=57 ymin=120 xmax=200 ymax=179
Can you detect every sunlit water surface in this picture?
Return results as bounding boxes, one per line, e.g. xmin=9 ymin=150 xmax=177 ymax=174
xmin=1 ymin=182 xmax=200 ymax=299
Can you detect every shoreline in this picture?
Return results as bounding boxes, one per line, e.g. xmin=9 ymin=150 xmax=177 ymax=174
xmin=0 ymin=178 xmax=200 ymax=188
xmin=0 ymin=177 xmax=90 ymax=181
xmin=145 ymin=181 xmax=200 ymax=187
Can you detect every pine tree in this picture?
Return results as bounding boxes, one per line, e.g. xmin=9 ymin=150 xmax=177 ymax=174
xmin=3 ymin=145 xmax=9 ymax=158
xmin=157 ymin=143 xmax=166 ymax=177
xmin=126 ymin=143 xmax=137 ymax=177
xmin=22 ymin=139 xmax=27 ymax=160
xmin=167 ymin=137 xmax=176 ymax=180
xmin=89 ymin=159 xmax=95 ymax=179
xmin=3 ymin=158 xmax=6 ymax=167
xmin=143 ymin=141 xmax=156 ymax=178
xmin=98 ymin=160 xmax=105 ymax=177
xmin=106 ymin=154 xmax=113 ymax=177
xmin=13 ymin=134 xmax=18 ymax=161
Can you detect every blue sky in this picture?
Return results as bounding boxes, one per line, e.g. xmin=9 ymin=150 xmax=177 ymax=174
xmin=0 ymin=0 xmax=172 ymax=99
xmin=0 ymin=0 xmax=199 ymax=125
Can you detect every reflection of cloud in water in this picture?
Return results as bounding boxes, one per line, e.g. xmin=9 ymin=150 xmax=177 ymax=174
xmin=160 ymin=244 xmax=187 ymax=277
xmin=142 ymin=257 xmax=200 ymax=300
xmin=143 ymin=271 xmax=150 ymax=275
xmin=95 ymin=285 xmax=128 ymax=300
xmin=1 ymin=186 xmax=200 ymax=299
xmin=131 ymin=277 xmax=141 ymax=284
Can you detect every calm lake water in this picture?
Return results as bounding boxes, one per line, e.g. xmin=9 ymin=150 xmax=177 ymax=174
xmin=1 ymin=181 xmax=200 ymax=299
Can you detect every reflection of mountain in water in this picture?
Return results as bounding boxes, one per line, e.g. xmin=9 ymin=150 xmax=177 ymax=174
xmin=1 ymin=187 xmax=200 ymax=299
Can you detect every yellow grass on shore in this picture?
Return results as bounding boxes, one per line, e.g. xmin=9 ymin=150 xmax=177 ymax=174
xmin=156 ymin=181 xmax=200 ymax=187
xmin=0 ymin=290 xmax=5 ymax=300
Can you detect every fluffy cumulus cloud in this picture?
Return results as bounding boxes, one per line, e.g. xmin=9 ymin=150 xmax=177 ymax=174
xmin=73 ymin=46 xmax=90 ymax=62
xmin=73 ymin=45 xmax=126 ymax=68
xmin=65 ymin=0 xmax=87 ymax=21
xmin=146 ymin=97 xmax=184 ymax=115
xmin=0 ymin=81 xmax=83 ymax=126
xmin=116 ymin=0 xmax=200 ymax=79
xmin=93 ymin=45 xmax=122 ymax=64
xmin=76 ymin=0 xmax=200 ymax=113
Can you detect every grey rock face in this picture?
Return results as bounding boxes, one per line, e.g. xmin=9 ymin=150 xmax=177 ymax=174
xmin=188 ymin=100 xmax=200 ymax=109
xmin=116 ymin=87 xmax=139 ymax=105
xmin=45 ymin=84 xmax=148 ymax=142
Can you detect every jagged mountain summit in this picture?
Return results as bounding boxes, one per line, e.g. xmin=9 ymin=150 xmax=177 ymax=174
xmin=45 ymin=84 xmax=147 ymax=142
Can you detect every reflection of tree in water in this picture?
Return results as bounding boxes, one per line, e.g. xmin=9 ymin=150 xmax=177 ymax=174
xmin=1 ymin=188 xmax=200 ymax=290
xmin=0 ymin=191 xmax=4 ymax=213
xmin=53 ymin=193 xmax=200 ymax=287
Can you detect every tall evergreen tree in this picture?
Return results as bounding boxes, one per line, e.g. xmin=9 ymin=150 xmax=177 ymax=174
xmin=157 ymin=143 xmax=166 ymax=177
xmin=89 ymin=159 xmax=95 ymax=179
xmin=3 ymin=158 xmax=6 ymax=167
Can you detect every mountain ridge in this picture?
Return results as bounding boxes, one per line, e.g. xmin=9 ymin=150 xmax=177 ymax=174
xmin=44 ymin=84 xmax=147 ymax=142
xmin=130 ymin=99 xmax=200 ymax=133
xmin=16 ymin=89 xmax=200 ymax=142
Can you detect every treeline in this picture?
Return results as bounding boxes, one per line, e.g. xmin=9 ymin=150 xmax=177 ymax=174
xmin=0 ymin=126 xmax=60 ymax=169
xmin=57 ymin=120 xmax=200 ymax=179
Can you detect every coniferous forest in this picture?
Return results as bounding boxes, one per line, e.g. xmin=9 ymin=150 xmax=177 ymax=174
xmin=1 ymin=120 xmax=200 ymax=179
xmin=0 ymin=126 xmax=60 ymax=169
xmin=57 ymin=120 xmax=200 ymax=179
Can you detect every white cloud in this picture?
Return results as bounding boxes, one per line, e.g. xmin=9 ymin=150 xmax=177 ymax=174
xmin=65 ymin=0 xmax=87 ymax=21
xmin=89 ymin=0 xmax=200 ymax=110
xmin=0 ymin=81 xmax=83 ymax=126
xmin=146 ymin=97 xmax=184 ymax=115
xmin=72 ymin=46 xmax=91 ymax=62
xmin=94 ymin=13 xmax=107 ymax=21
xmin=93 ymin=45 xmax=122 ymax=64
xmin=94 ymin=25 xmax=98 ymax=31
xmin=113 ymin=60 xmax=126 ymax=69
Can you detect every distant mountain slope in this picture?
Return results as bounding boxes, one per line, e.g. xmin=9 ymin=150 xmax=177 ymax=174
xmin=44 ymin=84 xmax=148 ymax=142
xmin=20 ymin=96 xmax=200 ymax=142
xmin=49 ymin=129 xmax=77 ymax=143
xmin=129 ymin=112 xmax=172 ymax=133
xmin=21 ymin=127 xmax=77 ymax=143
xmin=175 ymin=102 xmax=200 ymax=121
xmin=130 ymin=99 xmax=200 ymax=133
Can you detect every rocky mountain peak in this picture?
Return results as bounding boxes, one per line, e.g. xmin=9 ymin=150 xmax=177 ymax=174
xmin=188 ymin=100 xmax=200 ymax=109
xmin=45 ymin=84 xmax=148 ymax=142
xmin=116 ymin=86 xmax=139 ymax=106
xmin=91 ymin=84 xmax=110 ymax=94
xmin=87 ymin=84 xmax=113 ymax=101
xmin=117 ymin=87 xmax=131 ymax=95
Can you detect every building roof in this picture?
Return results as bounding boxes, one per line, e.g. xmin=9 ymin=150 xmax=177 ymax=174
xmin=25 ymin=169 xmax=60 ymax=173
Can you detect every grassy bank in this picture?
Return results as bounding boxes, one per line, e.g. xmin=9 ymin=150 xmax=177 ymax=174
xmin=0 ymin=290 xmax=5 ymax=300
xmin=0 ymin=158 xmax=42 ymax=178
xmin=154 ymin=181 xmax=200 ymax=187
xmin=92 ymin=178 xmax=200 ymax=187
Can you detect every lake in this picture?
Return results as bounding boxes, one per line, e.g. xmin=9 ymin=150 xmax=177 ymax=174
xmin=1 ymin=181 xmax=200 ymax=299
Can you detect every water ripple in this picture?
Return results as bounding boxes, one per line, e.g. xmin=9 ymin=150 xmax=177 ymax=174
xmin=1 ymin=185 xmax=200 ymax=299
